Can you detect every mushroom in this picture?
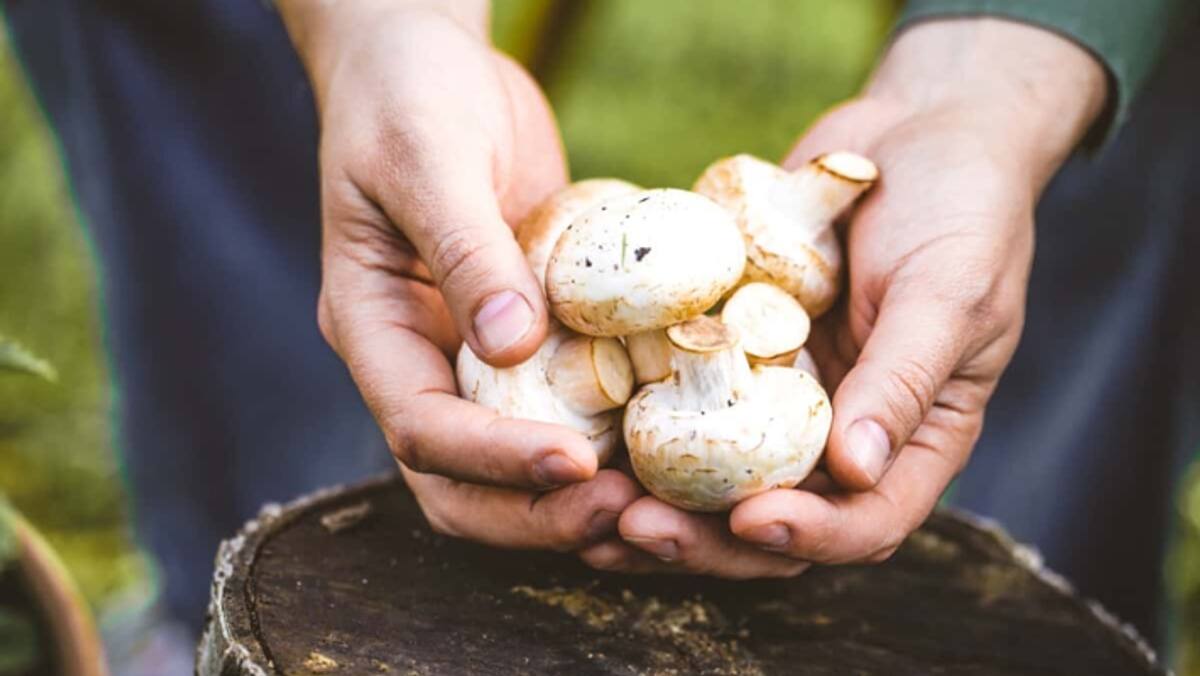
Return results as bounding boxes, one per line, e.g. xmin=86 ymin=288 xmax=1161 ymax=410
xmin=623 ymin=315 xmax=831 ymax=511
xmin=625 ymin=329 xmax=673 ymax=385
xmin=517 ymin=178 xmax=641 ymax=289
xmin=791 ymin=348 xmax=821 ymax=382
xmin=457 ymin=326 xmax=633 ymax=465
xmin=456 ymin=181 xmax=642 ymax=465
xmin=694 ymin=152 xmax=878 ymax=317
xmin=546 ymin=188 xmax=746 ymax=337
xmin=719 ymin=282 xmax=810 ymax=366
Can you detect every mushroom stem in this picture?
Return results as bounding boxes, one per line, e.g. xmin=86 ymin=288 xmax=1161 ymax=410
xmin=665 ymin=317 xmax=754 ymax=412
xmin=786 ymin=152 xmax=879 ymax=224
xmin=547 ymin=335 xmax=634 ymax=416
xmin=625 ymin=329 xmax=672 ymax=385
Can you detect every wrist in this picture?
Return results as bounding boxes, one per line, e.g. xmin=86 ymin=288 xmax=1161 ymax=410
xmin=277 ymin=0 xmax=490 ymax=99
xmin=864 ymin=18 xmax=1107 ymax=189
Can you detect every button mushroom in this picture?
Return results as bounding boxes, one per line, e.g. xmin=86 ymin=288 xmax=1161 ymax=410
xmin=457 ymin=326 xmax=633 ymax=465
xmin=719 ymin=281 xmax=810 ymax=366
xmin=545 ymin=188 xmax=746 ymax=337
xmin=694 ymin=152 xmax=878 ymax=317
xmin=623 ymin=316 xmax=831 ymax=511
xmin=455 ymin=181 xmax=641 ymax=465
xmin=517 ymin=178 xmax=641 ymax=289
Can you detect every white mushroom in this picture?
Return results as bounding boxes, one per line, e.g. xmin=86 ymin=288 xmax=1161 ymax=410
xmin=791 ymin=348 xmax=821 ymax=382
xmin=456 ymin=181 xmax=642 ymax=465
xmin=719 ymin=282 xmax=810 ymax=366
xmin=694 ymin=152 xmax=878 ymax=317
xmin=517 ymin=178 xmax=641 ymax=289
xmin=625 ymin=329 xmax=673 ymax=385
xmin=457 ymin=325 xmax=633 ymax=465
xmin=546 ymin=188 xmax=746 ymax=337
xmin=623 ymin=316 xmax=831 ymax=511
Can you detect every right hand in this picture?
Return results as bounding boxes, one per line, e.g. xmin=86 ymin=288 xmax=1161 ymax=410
xmin=279 ymin=1 xmax=643 ymax=550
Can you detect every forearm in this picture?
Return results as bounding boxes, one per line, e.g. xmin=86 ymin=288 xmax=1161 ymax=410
xmin=866 ymin=18 xmax=1107 ymax=192
xmin=276 ymin=0 xmax=490 ymax=92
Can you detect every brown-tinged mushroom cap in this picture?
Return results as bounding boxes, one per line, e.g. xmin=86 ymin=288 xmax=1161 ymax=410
xmin=624 ymin=316 xmax=831 ymax=511
xmin=457 ymin=322 xmax=633 ymax=465
xmin=694 ymin=152 xmax=878 ymax=317
xmin=720 ymin=282 xmax=810 ymax=365
xmin=545 ymin=189 xmax=746 ymax=337
xmin=517 ymin=179 xmax=642 ymax=290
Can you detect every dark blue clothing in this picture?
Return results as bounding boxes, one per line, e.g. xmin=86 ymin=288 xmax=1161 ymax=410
xmin=2 ymin=0 xmax=392 ymax=629
xmin=4 ymin=0 xmax=1196 ymax=646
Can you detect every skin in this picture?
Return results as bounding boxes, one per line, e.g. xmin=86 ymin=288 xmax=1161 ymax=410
xmin=278 ymin=0 xmax=645 ymax=551
xmin=590 ymin=19 xmax=1109 ymax=576
xmin=279 ymin=3 xmax=1107 ymax=573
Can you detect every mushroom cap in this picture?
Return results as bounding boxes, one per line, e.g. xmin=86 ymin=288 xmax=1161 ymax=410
xmin=546 ymin=188 xmax=746 ymax=337
xmin=624 ymin=364 xmax=832 ymax=512
xmin=517 ymin=178 xmax=642 ymax=289
xmin=695 ymin=153 xmax=874 ymax=317
xmin=457 ymin=323 xmax=623 ymax=465
xmin=720 ymin=282 xmax=810 ymax=363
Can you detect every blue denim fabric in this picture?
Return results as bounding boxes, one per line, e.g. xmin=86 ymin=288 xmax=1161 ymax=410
xmin=3 ymin=0 xmax=392 ymax=631
xmin=4 ymin=0 xmax=1196 ymax=645
xmin=949 ymin=29 xmax=1200 ymax=643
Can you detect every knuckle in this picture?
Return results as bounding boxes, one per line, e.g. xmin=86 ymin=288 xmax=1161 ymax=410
xmin=428 ymin=227 xmax=495 ymax=293
xmin=386 ymin=426 xmax=427 ymax=473
xmin=881 ymin=357 xmax=940 ymax=432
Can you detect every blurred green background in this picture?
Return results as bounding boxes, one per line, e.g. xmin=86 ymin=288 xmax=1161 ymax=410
xmin=0 ymin=0 xmax=1196 ymax=671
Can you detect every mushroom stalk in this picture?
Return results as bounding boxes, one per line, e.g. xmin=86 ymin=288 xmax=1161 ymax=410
xmin=785 ymin=151 xmax=879 ymax=224
xmin=665 ymin=320 xmax=754 ymax=412
xmin=625 ymin=329 xmax=672 ymax=385
xmin=547 ymin=335 xmax=634 ymax=416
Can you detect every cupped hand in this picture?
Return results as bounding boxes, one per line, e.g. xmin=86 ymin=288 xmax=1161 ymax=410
xmin=280 ymin=1 xmax=643 ymax=550
xmin=588 ymin=18 xmax=1106 ymax=577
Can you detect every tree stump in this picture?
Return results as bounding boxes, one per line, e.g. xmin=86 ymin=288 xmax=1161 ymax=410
xmin=198 ymin=474 xmax=1165 ymax=675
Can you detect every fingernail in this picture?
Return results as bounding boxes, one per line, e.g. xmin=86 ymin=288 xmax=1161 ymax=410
xmin=473 ymin=290 xmax=535 ymax=355
xmin=845 ymin=418 xmax=891 ymax=485
xmin=741 ymin=523 xmax=791 ymax=549
xmin=584 ymin=510 xmax=621 ymax=542
xmin=625 ymin=536 xmax=678 ymax=562
xmin=534 ymin=453 xmax=586 ymax=486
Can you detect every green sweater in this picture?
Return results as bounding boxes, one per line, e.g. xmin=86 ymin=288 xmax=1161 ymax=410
xmin=898 ymin=0 xmax=1199 ymax=145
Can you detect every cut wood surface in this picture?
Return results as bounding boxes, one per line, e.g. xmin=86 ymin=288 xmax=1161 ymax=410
xmin=198 ymin=474 xmax=1165 ymax=676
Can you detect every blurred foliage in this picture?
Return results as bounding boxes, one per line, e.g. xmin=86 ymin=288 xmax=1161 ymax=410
xmin=1170 ymin=459 xmax=1200 ymax=673
xmin=0 ymin=335 xmax=56 ymax=381
xmin=0 ymin=28 xmax=148 ymax=613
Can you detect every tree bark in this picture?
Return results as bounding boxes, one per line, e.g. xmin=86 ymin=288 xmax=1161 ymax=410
xmin=198 ymin=474 xmax=1165 ymax=676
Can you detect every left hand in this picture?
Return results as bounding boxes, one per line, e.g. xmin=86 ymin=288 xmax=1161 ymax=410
xmin=580 ymin=18 xmax=1107 ymax=577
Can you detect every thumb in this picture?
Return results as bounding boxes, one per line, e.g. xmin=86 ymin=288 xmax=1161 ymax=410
xmin=824 ymin=295 xmax=963 ymax=491
xmin=373 ymin=158 xmax=549 ymax=367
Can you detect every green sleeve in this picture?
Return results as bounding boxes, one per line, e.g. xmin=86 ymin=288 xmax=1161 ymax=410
xmin=896 ymin=0 xmax=1198 ymax=147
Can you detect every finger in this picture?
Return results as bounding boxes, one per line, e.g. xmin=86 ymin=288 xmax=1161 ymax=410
xmin=730 ymin=425 xmax=966 ymax=564
xmin=578 ymin=539 xmax=679 ymax=575
xmin=618 ymin=497 xmax=810 ymax=579
xmin=823 ymin=294 xmax=967 ymax=490
xmin=405 ymin=468 xmax=643 ymax=551
xmin=324 ymin=262 xmax=599 ymax=486
xmin=364 ymin=130 xmax=549 ymax=367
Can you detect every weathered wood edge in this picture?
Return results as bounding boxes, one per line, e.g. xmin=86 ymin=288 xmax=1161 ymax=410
xmin=195 ymin=473 xmax=402 ymax=675
xmin=195 ymin=473 xmax=1171 ymax=676
xmin=936 ymin=506 xmax=1170 ymax=676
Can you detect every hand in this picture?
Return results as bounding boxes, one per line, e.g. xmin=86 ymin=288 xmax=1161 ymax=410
xmin=586 ymin=18 xmax=1107 ymax=576
xmin=278 ymin=1 xmax=643 ymax=550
